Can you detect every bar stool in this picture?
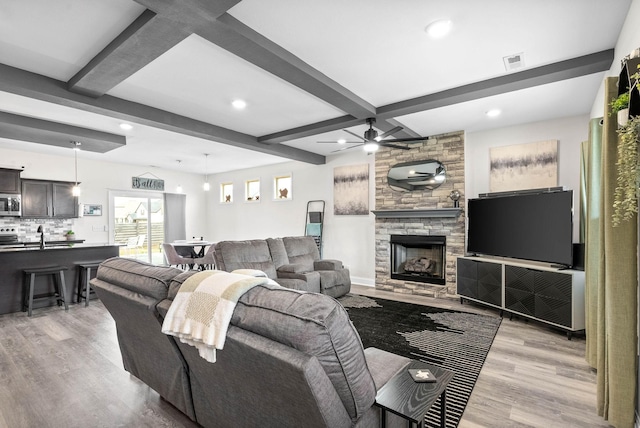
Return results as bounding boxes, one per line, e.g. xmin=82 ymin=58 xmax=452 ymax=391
xmin=76 ymin=262 xmax=102 ymax=306
xmin=22 ymin=266 xmax=69 ymax=317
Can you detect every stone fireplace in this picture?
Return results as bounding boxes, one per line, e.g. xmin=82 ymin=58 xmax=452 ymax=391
xmin=374 ymin=131 xmax=465 ymax=297
xmin=390 ymin=234 xmax=446 ymax=285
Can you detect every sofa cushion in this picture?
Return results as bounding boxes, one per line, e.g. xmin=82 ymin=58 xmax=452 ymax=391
xmin=282 ymin=236 xmax=320 ymax=271
xmin=266 ymin=237 xmax=289 ymax=268
xmin=231 ymin=284 xmax=376 ymax=422
xmin=214 ymin=240 xmax=278 ymax=279
xmin=96 ymin=257 xmax=182 ymax=301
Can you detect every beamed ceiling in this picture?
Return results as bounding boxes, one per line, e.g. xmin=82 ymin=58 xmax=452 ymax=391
xmin=0 ymin=0 xmax=632 ymax=174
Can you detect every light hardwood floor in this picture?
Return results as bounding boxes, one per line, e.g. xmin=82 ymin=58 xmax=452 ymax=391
xmin=0 ymin=286 xmax=611 ymax=428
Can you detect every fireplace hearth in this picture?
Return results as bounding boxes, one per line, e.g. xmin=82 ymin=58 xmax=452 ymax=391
xmin=390 ymin=235 xmax=446 ymax=285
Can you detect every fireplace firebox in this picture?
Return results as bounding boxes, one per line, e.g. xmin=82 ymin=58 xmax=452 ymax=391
xmin=390 ymin=235 xmax=446 ymax=285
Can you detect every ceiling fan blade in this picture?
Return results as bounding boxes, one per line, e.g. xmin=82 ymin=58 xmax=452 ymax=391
xmin=380 ymin=142 xmax=411 ymax=150
xmin=331 ymin=144 xmax=362 ymax=153
xmin=377 ymin=126 xmax=403 ymax=140
xmin=317 ymin=140 xmax=362 ymax=144
xmin=343 ymin=129 xmax=367 ymax=142
xmin=380 ymin=137 xmax=430 ymax=143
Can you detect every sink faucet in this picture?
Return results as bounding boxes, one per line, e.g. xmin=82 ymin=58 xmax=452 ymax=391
xmin=37 ymin=225 xmax=45 ymax=249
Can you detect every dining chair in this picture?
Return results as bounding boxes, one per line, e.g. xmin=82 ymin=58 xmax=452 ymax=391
xmin=162 ymin=243 xmax=195 ymax=270
xmin=194 ymin=244 xmax=216 ymax=270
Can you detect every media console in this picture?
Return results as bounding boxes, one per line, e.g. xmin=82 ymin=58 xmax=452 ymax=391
xmin=456 ymin=256 xmax=585 ymax=339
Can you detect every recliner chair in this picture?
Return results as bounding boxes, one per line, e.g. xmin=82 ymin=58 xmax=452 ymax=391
xmin=280 ymin=236 xmax=351 ymax=298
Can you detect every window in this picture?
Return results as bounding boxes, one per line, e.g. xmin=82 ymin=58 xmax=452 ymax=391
xmin=274 ymin=174 xmax=292 ymax=200
xmin=220 ymin=182 xmax=233 ymax=203
xmin=245 ymin=179 xmax=260 ymax=202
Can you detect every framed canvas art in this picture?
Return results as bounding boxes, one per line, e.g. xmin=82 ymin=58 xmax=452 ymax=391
xmin=334 ymin=164 xmax=369 ymax=215
xmin=490 ymin=140 xmax=558 ymax=192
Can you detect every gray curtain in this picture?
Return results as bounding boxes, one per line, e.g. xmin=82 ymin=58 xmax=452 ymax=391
xmin=164 ymin=193 xmax=186 ymax=244
xmin=584 ymin=77 xmax=638 ymax=427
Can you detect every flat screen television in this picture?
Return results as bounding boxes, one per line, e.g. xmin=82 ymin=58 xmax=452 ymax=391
xmin=467 ymin=190 xmax=573 ymax=267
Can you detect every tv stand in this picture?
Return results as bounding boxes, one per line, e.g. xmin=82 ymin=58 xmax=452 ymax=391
xmin=456 ymin=256 xmax=585 ymax=339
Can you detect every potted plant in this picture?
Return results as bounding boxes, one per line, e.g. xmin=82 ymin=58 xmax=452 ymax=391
xmin=65 ymin=230 xmax=75 ymax=241
xmin=610 ymin=92 xmax=630 ymax=127
xmin=613 ymin=114 xmax=640 ymax=226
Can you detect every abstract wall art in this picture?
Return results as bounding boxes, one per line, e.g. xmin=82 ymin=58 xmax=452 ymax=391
xmin=334 ymin=163 xmax=369 ymax=215
xmin=490 ymin=140 xmax=558 ymax=192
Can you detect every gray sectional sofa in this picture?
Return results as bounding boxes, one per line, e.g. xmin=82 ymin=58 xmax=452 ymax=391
xmin=214 ymin=235 xmax=351 ymax=298
xmin=92 ymin=257 xmax=410 ymax=428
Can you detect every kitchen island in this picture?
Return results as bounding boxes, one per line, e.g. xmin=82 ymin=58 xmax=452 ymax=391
xmin=0 ymin=243 xmax=120 ymax=315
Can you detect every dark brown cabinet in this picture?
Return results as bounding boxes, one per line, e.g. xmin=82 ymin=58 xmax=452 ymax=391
xmin=21 ymin=179 xmax=78 ymax=218
xmin=0 ymin=168 xmax=22 ymax=194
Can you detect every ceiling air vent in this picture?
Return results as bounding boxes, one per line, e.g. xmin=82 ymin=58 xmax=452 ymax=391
xmin=503 ymin=53 xmax=525 ymax=71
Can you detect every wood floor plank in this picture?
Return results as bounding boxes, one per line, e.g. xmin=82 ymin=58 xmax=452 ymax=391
xmin=0 ymin=286 xmax=613 ymax=428
xmin=351 ymin=285 xmax=612 ymax=428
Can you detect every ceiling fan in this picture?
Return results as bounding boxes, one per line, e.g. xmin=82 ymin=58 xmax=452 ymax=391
xmin=317 ymin=118 xmax=428 ymax=153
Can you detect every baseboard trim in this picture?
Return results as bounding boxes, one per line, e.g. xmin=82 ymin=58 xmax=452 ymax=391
xmin=351 ymin=276 xmax=374 ymax=287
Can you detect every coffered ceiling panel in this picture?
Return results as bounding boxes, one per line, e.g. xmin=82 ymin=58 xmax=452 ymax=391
xmin=0 ymin=0 xmax=633 ymax=172
xmin=108 ymin=34 xmax=346 ymax=136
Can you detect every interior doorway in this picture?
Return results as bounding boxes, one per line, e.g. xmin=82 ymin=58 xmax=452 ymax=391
xmin=109 ymin=191 xmax=165 ymax=264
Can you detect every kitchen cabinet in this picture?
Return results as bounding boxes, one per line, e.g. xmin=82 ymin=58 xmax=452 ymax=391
xmin=21 ymin=179 xmax=78 ymax=218
xmin=0 ymin=168 xmax=21 ymax=194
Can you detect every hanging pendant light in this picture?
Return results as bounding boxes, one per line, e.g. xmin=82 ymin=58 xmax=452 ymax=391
xmin=203 ymin=153 xmax=210 ymax=191
xmin=72 ymin=141 xmax=81 ymax=196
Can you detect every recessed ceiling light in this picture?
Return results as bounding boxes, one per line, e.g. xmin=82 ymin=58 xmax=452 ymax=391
xmin=425 ymin=20 xmax=452 ymax=38
xmin=119 ymin=123 xmax=133 ymax=130
xmin=337 ymin=138 xmax=346 ymax=144
xmin=486 ymin=109 xmax=501 ymax=117
xmin=232 ymin=99 xmax=247 ymax=110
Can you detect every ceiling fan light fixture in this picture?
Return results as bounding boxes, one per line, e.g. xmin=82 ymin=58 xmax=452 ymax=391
xmin=364 ymin=128 xmax=378 ymax=141
xmin=425 ymin=19 xmax=452 ymax=38
xmin=363 ymin=142 xmax=379 ymax=152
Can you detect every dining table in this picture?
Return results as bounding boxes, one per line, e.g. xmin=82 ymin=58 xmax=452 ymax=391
xmin=171 ymin=240 xmax=215 ymax=258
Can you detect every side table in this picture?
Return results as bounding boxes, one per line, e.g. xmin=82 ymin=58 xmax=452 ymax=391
xmin=375 ymin=360 xmax=454 ymax=428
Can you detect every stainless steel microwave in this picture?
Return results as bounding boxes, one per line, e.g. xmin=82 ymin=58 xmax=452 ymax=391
xmin=0 ymin=194 xmax=21 ymax=216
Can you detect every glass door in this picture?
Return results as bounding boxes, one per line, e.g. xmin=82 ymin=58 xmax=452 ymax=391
xmin=110 ymin=191 xmax=165 ymax=264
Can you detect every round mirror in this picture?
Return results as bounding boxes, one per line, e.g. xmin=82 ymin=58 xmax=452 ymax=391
xmin=387 ymin=159 xmax=446 ymax=192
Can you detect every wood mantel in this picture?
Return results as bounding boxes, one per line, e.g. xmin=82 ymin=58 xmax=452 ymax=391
xmin=371 ymin=208 xmax=462 ymax=218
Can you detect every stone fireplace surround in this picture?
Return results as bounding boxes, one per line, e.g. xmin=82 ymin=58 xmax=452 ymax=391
xmin=374 ymin=131 xmax=465 ymax=297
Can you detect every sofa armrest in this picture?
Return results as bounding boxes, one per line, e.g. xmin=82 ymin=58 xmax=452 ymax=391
xmin=277 ymin=270 xmax=320 ymax=281
xmin=314 ymin=259 xmax=342 ymax=270
xmin=277 ymin=263 xmax=311 ymax=274
xmin=364 ymin=347 xmax=411 ymax=391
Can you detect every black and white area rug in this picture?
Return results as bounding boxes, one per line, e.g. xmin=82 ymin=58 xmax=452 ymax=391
xmin=339 ymin=294 xmax=502 ymax=428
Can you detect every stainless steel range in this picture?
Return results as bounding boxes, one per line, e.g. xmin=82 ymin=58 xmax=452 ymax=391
xmin=0 ymin=226 xmax=19 ymax=245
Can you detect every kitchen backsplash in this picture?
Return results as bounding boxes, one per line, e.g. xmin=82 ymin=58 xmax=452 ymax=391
xmin=0 ymin=217 xmax=74 ymax=241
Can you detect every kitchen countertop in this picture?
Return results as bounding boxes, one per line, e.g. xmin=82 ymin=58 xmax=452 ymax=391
xmin=0 ymin=242 xmax=118 ymax=252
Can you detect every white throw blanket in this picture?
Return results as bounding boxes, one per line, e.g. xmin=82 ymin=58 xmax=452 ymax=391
xmin=161 ymin=270 xmax=268 ymax=362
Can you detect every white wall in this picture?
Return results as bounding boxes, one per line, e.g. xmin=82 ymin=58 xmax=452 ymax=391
xmin=0 ymin=146 xmax=208 ymax=242
xmin=206 ymin=150 xmax=376 ymax=285
xmin=465 ymin=114 xmax=589 ymax=241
